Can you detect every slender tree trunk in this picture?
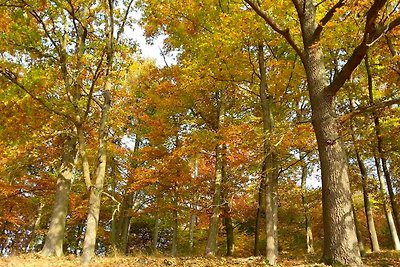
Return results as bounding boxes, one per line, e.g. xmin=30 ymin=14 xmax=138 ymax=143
xmin=81 ymin=90 xmax=111 ymax=264
xmin=254 ymin=177 xmax=265 ymax=256
xmin=171 ymin=190 xmax=178 ymax=256
xmin=258 ymin=44 xmax=279 ymax=265
xmin=152 ymin=213 xmax=160 ymax=253
xmin=349 ymin=96 xmax=380 ymax=252
xmin=189 ymin=159 xmax=198 ymax=253
xmin=366 ymin=54 xmax=400 ymax=233
xmin=223 ymin=200 xmax=234 ymax=256
xmin=205 ymin=92 xmax=226 ymax=256
xmin=189 ymin=213 xmax=196 ymax=252
xmin=356 ymin=153 xmax=380 ymax=252
xmin=40 ymin=135 xmax=77 ymax=257
xmin=205 ymin=143 xmax=225 ymax=256
xmin=300 ymin=159 xmax=314 ymax=254
xmin=374 ymin=154 xmax=400 ymax=250
xmin=352 ymin=204 xmax=366 ymax=257
xmin=26 ymin=202 xmax=44 ymax=252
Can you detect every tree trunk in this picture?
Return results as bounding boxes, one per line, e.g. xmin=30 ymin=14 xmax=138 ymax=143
xmin=300 ymin=159 xmax=314 ymax=254
xmin=308 ymin=54 xmax=361 ymax=266
xmin=352 ymin=204 xmax=366 ymax=257
xmin=205 ymin=92 xmax=226 ymax=257
xmin=26 ymin=202 xmax=44 ymax=252
xmin=366 ymin=54 xmax=400 ymax=233
xmin=223 ymin=200 xmax=234 ymax=256
xmin=81 ymin=90 xmax=111 ymax=264
xmin=356 ymin=152 xmax=380 ymax=252
xmin=189 ymin=213 xmax=196 ymax=252
xmin=152 ymin=212 xmax=160 ymax=252
xmin=205 ymin=143 xmax=225 ymax=256
xmin=40 ymin=135 xmax=77 ymax=257
xmin=299 ymin=3 xmax=361 ymax=264
xmin=373 ymin=154 xmax=400 ymax=250
xmin=258 ymin=44 xmax=278 ymax=265
xmin=171 ymin=190 xmax=179 ymax=256
xmin=349 ymin=95 xmax=380 ymax=252
xmin=254 ymin=177 xmax=265 ymax=256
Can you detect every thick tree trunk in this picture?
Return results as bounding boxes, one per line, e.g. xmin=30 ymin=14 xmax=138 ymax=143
xmin=258 ymin=44 xmax=278 ymax=265
xmin=40 ymin=135 xmax=77 ymax=257
xmin=300 ymin=159 xmax=314 ymax=254
xmin=81 ymin=90 xmax=111 ymax=264
xmin=307 ymin=56 xmax=361 ymax=266
xmin=299 ymin=3 xmax=361 ymax=264
xmin=374 ymin=155 xmax=400 ymax=250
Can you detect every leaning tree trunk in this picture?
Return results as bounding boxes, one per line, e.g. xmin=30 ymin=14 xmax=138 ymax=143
xmin=81 ymin=90 xmax=111 ymax=264
xmin=40 ymin=135 xmax=77 ymax=257
xmin=258 ymin=44 xmax=279 ymax=265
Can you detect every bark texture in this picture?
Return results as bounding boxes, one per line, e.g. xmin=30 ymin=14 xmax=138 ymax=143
xmin=40 ymin=135 xmax=77 ymax=257
xmin=81 ymin=90 xmax=111 ymax=264
xmin=352 ymin=205 xmax=366 ymax=257
xmin=205 ymin=93 xmax=226 ymax=256
xmin=205 ymin=143 xmax=226 ymax=256
xmin=258 ymin=44 xmax=278 ymax=265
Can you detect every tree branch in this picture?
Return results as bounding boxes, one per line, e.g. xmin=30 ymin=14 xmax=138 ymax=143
xmin=314 ymin=0 xmax=346 ymax=40
xmin=244 ymin=0 xmax=306 ymax=64
xmin=342 ymin=98 xmax=400 ymax=120
xmin=0 ymin=68 xmax=73 ymax=121
xmin=325 ymin=0 xmax=391 ymax=96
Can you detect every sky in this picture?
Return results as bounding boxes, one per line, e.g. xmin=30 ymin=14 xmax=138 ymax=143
xmin=129 ymin=10 xmax=176 ymax=67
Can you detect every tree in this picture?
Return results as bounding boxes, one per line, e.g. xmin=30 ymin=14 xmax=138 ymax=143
xmin=244 ymin=0 xmax=400 ymax=265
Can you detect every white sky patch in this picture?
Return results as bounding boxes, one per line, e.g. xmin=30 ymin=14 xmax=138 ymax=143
xmin=127 ymin=9 xmax=176 ymax=67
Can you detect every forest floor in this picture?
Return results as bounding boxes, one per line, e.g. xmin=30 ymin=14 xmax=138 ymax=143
xmin=1 ymin=251 xmax=399 ymax=266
